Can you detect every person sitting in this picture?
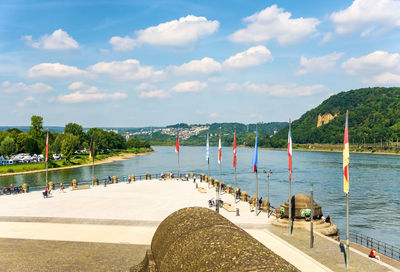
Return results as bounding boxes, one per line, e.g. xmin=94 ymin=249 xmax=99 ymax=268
xmin=325 ymin=215 xmax=332 ymax=226
xmin=369 ymin=248 xmax=380 ymax=260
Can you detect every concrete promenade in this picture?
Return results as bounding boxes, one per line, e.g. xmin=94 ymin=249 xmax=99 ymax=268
xmin=0 ymin=178 xmax=397 ymax=272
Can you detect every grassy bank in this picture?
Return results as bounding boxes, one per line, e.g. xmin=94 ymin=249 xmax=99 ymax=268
xmin=0 ymin=147 xmax=153 ymax=175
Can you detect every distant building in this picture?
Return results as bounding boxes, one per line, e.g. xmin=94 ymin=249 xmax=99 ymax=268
xmin=126 ymin=132 xmax=130 ymax=141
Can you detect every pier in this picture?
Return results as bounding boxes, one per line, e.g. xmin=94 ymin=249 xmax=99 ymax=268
xmin=0 ymin=176 xmax=398 ymax=271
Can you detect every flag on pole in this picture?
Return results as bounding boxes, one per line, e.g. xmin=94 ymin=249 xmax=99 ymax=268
xmin=233 ymin=130 xmax=237 ymax=168
xmin=45 ymin=131 xmax=49 ymax=163
xmin=343 ymin=111 xmax=350 ymax=194
xmin=175 ymin=132 xmax=179 ymax=153
xmin=288 ymin=120 xmax=293 ymax=181
xmin=206 ymin=132 xmax=209 ymax=162
xmin=89 ymin=136 xmax=95 ymax=162
xmin=218 ymin=131 xmax=222 ymax=164
xmin=252 ymin=128 xmax=258 ymax=172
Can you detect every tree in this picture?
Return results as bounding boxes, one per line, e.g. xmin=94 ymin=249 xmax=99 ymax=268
xmin=29 ymin=115 xmax=44 ymax=142
xmin=0 ymin=136 xmax=16 ymax=157
xmin=64 ymin=123 xmax=85 ymax=148
xmin=61 ymin=133 xmax=79 ymax=162
xmin=24 ymin=137 xmax=40 ymax=155
xmin=15 ymin=132 xmax=29 ymax=153
xmin=51 ymin=134 xmax=64 ymax=154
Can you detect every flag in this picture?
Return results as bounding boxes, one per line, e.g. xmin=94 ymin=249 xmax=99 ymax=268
xmin=233 ymin=130 xmax=237 ymax=168
xmin=343 ymin=111 xmax=350 ymax=194
xmin=45 ymin=131 xmax=49 ymax=163
xmin=288 ymin=120 xmax=293 ymax=181
xmin=252 ymin=128 xmax=258 ymax=172
xmin=175 ymin=132 xmax=179 ymax=153
xmin=218 ymin=131 xmax=222 ymax=164
xmin=206 ymin=132 xmax=209 ymax=162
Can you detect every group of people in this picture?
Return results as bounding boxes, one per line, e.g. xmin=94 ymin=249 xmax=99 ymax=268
xmin=43 ymin=182 xmax=65 ymax=198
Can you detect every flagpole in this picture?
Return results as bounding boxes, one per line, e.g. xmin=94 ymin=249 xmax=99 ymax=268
xmin=346 ymin=192 xmax=350 ymax=268
xmin=288 ymin=119 xmax=293 ymax=235
xmin=45 ymin=130 xmax=48 ymax=188
xmin=344 ymin=110 xmax=350 ymax=268
xmin=255 ymin=125 xmax=258 ymax=216
xmin=218 ymin=127 xmax=222 ymax=213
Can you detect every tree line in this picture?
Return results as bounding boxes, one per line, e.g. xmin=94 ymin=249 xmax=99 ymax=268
xmin=0 ymin=115 xmax=151 ymax=162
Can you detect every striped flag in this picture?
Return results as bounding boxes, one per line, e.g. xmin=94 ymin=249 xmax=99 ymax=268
xmin=233 ymin=130 xmax=237 ymax=168
xmin=252 ymin=128 xmax=258 ymax=172
xmin=288 ymin=120 xmax=292 ymax=181
xmin=175 ymin=132 xmax=179 ymax=153
xmin=206 ymin=132 xmax=209 ymax=162
xmin=343 ymin=111 xmax=350 ymax=194
xmin=45 ymin=131 xmax=49 ymax=163
xmin=218 ymin=131 xmax=222 ymax=164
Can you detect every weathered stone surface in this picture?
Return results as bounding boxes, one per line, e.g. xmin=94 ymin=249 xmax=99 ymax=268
xmin=93 ymin=178 xmax=99 ymax=186
xmin=48 ymin=181 xmax=54 ymax=190
xmin=112 ymin=176 xmax=118 ymax=183
xmin=262 ymin=199 xmax=270 ymax=212
xmin=130 ymin=175 xmax=135 ymax=182
xmin=241 ymin=191 xmax=248 ymax=202
xmin=22 ymin=184 xmax=28 ymax=193
xmin=71 ymin=179 xmax=78 ymax=188
xmin=226 ymin=185 xmax=232 ymax=194
xmin=131 ymin=207 xmax=299 ymax=272
xmin=146 ymin=174 xmax=151 ymax=180
xmin=189 ymin=172 xmax=194 ymax=179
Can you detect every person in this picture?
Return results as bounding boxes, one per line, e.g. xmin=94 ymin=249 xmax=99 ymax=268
xmin=258 ymin=197 xmax=263 ymax=209
xmin=369 ymin=248 xmax=380 ymax=260
xmin=171 ymin=173 xmax=174 ymax=178
xmin=108 ymin=176 xmax=111 ymax=183
xmin=325 ymin=215 xmax=332 ymax=226
xmin=10 ymin=184 xmax=14 ymax=193
xmin=60 ymin=183 xmax=64 ymax=192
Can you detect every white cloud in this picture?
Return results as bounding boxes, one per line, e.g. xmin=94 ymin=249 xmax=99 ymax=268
xmin=223 ymin=45 xmax=273 ymax=69
xmin=135 ymin=82 xmax=156 ymax=91
xmin=28 ymin=63 xmax=88 ymax=78
xmin=68 ymin=81 xmax=86 ymax=90
xmin=320 ymin=32 xmax=332 ymax=44
xmin=1 ymin=81 xmax=53 ymax=94
xmin=208 ymin=112 xmax=218 ymax=118
xmin=87 ymin=59 xmax=163 ymax=81
xmin=229 ymin=5 xmax=319 ymax=45
xmin=171 ymin=81 xmax=207 ymax=93
xmin=110 ymin=15 xmax=219 ymax=50
xmin=342 ymin=50 xmax=400 ymax=84
xmin=139 ymin=89 xmax=170 ymax=99
xmin=170 ymin=57 xmax=222 ymax=76
xmin=225 ymin=82 xmax=328 ymax=97
xmin=16 ymin=96 xmax=37 ymax=107
xmin=331 ymin=0 xmax=400 ymax=36
xmin=109 ymin=36 xmax=138 ymax=51
xmin=296 ymin=52 xmax=343 ymax=75
xmin=23 ymin=29 xmax=79 ymax=50
xmin=58 ymin=91 xmax=127 ymax=103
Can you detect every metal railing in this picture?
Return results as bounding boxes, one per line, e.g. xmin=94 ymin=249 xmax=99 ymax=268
xmin=350 ymin=232 xmax=400 ymax=260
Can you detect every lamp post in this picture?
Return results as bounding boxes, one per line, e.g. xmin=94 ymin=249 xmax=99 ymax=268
xmin=263 ymin=170 xmax=272 ymax=218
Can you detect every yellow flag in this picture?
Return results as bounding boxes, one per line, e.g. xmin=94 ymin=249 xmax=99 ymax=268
xmin=343 ymin=111 xmax=349 ymax=194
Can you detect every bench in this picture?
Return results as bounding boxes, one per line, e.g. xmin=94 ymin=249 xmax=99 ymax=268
xmin=71 ymin=185 xmax=91 ymax=190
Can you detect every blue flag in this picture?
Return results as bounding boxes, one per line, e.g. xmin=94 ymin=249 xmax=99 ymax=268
xmin=252 ymin=128 xmax=258 ymax=172
xmin=206 ymin=132 xmax=209 ymax=162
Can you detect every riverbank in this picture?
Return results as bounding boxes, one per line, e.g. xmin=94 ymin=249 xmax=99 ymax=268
xmin=0 ymin=150 xmax=153 ymax=177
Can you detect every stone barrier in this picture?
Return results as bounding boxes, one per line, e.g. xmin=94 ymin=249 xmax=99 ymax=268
xmin=48 ymin=181 xmax=54 ymax=190
xmin=130 ymin=174 xmax=135 ymax=182
xmin=112 ymin=176 xmax=117 ymax=183
xmin=146 ymin=173 xmax=151 ymax=180
xmin=189 ymin=172 xmax=194 ymax=179
xmin=214 ymin=180 xmax=219 ymax=188
xmin=166 ymin=172 xmax=171 ymax=179
xmin=226 ymin=185 xmax=232 ymax=194
xmin=130 ymin=207 xmax=299 ymax=272
xmin=241 ymin=191 xmax=248 ymax=202
xmin=209 ymin=178 xmax=214 ymax=186
xmin=22 ymin=184 xmax=28 ymax=193
xmin=262 ymin=199 xmax=270 ymax=212
xmin=93 ymin=178 xmax=99 ymax=186
xmin=71 ymin=179 xmax=78 ymax=189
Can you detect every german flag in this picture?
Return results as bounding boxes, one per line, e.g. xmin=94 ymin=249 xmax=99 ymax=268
xmin=343 ymin=110 xmax=349 ymax=194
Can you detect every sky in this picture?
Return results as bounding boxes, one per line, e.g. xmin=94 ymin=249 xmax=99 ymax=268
xmin=1 ymin=0 xmax=400 ymax=127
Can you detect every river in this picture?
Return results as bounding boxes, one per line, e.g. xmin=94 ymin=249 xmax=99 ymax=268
xmin=0 ymin=146 xmax=399 ymax=247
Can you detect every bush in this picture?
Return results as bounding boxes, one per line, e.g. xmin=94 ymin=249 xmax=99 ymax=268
xmin=7 ymin=168 xmax=14 ymax=173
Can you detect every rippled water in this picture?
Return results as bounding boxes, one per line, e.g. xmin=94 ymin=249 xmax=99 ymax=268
xmin=1 ymin=146 xmax=399 ymax=246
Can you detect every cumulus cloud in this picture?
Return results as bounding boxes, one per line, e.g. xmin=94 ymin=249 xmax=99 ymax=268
xmin=171 ymin=81 xmax=207 ymax=93
xmin=135 ymin=82 xmax=156 ymax=91
xmin=16 ymin=96 xmax=38 ymax=107
xmin=109 ymin=36 xmax=138 ymax=51
xmin=342 ymin=50 xmax=400 ymax=84
xmin=23 ymin=29 xmax=79 ymax=50
xmin=87 ymin=59 xmax=164 ymax=81
xmin=139 ymin=89 xmax=170 ymax=99
xmin=109 ymin=15 xmax=219 ymax=50
xmin=223 ymin=45 xmax=273 ymax=69
xmin=1 ymin=81 xmax=53 ymax=94
xmin=331 ymin=0 xmax=400 ymax=36
xmin=58 ymin=83 xmax=127 ymax=103
xmin=170 ymin=57 xmax=222 ymax=76
xmin=296 ymin=52 xmax=343 ymax=75
xmin=28 ymin=63 xmax=88 ymax=78
xmin=229 ymin=5 xmax=319 ymax=45
xmin=225 ymin=82 xmax=328 ymax=97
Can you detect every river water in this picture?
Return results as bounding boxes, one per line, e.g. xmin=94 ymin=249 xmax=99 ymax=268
xmin=1 ymin=146 xmax=399 ymax=247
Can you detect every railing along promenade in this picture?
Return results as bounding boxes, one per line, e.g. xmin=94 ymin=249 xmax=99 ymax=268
xmin=350 ymin=232 xmax=400 ymax=261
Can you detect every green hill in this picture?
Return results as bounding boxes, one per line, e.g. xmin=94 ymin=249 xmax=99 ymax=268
xmin=270 ymin=87 xmax=400 ymax=146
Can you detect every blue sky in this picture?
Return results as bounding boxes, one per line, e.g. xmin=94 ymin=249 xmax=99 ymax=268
xmin=1 ymin=0 xmax=400 ymax=127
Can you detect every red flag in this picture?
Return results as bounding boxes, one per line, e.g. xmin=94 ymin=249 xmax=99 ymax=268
xmin=233 ymin=130 xmax=237 ymax=168
xmin=343 ymin=111 xmax=349 ymax=193
xmin=218 ymin=131 xmax=222 ymax=164
xmin=175 ymin=132 xmax=179 ymax=153
xmin=45 ymin=131 xmax=49 ymax=163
